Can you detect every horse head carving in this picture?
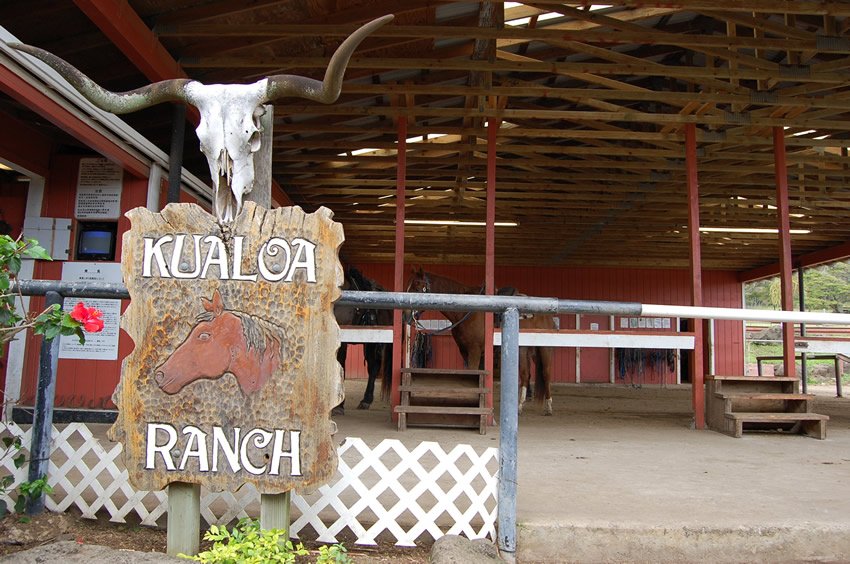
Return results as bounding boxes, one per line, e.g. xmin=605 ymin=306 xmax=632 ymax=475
xmin=8 ymin=14 xmax=393 ymax=223
xmin=155 ymin=289 xmax=283 ymax=395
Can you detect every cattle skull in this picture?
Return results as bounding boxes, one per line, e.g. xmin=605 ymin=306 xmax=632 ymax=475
xmin=9 ymin=14 xmax=393 ymax=223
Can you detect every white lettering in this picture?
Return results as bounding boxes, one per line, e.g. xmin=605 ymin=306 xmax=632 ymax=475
xmin=286 ymin=239 xmax=317 ymax=283
xmin=170 ymin=234 xmax=204 ymax=279
xmin=144 ymin=424 xmax=303 ymax=476
xmin=140 ymin=235 xmax=318 ymax=283
xmin=142 ymin=235 xmax=173 ymax=277
xmin=211 ymin=427 xmax=241 ymax=473
xmin=179 ymin=426 xmax=210 ymax=471
xmin=258 ymin=238 xmax=291 ymax=282
xmin=145 ymin=423 xmax=178 ymax=470
xmin=240 ymin=429 xmax=273 ymax=475
xmin=200 ymin=235 xmax=229 ymax=279
xmin=231 ymin=237 xmax=258 ymax=281
xmin=270 ymin=430 xmax=301 ymax=476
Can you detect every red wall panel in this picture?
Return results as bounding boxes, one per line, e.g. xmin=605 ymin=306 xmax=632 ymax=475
xmin=346 ymin=263 xmax=744 ymax=386
xmin=18 ymin=155 xmax=145 ymax=409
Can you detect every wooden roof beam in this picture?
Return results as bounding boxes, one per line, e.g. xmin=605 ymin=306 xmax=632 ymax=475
xmin=73 ymin=0 xmax=295 ymax=206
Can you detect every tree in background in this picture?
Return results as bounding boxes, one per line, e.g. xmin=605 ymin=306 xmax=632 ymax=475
xmin=745 ymin=260 xmax=850 ymax=313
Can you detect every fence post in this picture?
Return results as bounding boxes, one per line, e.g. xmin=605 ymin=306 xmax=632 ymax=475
xmin=26 ymin=290 xmax=63 ymax=515
xmin=498 ymin=306 xmax=519 ymax=562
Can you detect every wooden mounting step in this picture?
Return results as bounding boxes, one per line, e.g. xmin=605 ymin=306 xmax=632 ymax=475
xmin=716 ymin=392 xmax=812 ymax=401
xmin=724 ymin=412 xmax=828 ymax=440
xmin=399 ymin=385 xmax=490 ymax=396
xmin=726 ymin=412 xmax=827 ymax=422
xmin=397 ymin=367 xmax=491 ymax=434
xmin=705 ymin=373 xmax=828 ymax=440
xmin=707 ymin=375 xmax=798 ymax=382
xmin=400 ymin=367 xmax=488 ymax=376
xmin=395 ymin=406 xmax=492 ymax=415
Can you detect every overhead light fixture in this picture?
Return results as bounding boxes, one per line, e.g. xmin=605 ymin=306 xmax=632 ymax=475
xmin=405 ymin=219 xmax=518 ymax=227
xmin=699 ymin=227 xmax=810 ymax=234
xmin=0 ymin=163 xmax=12 ymax=171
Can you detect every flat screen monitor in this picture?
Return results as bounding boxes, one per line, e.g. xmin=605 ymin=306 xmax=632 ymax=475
xmin=75 ymin=221 xmax=117 ymax=261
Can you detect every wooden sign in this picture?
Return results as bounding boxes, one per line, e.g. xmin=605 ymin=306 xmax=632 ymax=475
xmin=109 ymin=202 xmax=344 ymax=493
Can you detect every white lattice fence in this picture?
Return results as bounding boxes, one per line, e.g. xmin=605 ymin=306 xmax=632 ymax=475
xmin=0 ymin=423 xmax=497 ymax=545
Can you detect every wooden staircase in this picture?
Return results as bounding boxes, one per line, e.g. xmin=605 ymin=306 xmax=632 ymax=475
xmin=395 ymin=368 xmax=491 ymax=434
xmin=706 ymin=375 xmax=828 ymax=439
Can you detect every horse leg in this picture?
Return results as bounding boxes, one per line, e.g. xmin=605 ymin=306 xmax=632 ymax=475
xmin=358 ymin=343 xmax=378 ymax=409
xmin=332 ymin=343 xmax=348 ymax=415
xmin=467 ymin=343 xmax=484 ymax=372
xmin=518 ymin=348 xmax=530 ymax=415
xmin=538 ymin=346 xmax=554 ymax=416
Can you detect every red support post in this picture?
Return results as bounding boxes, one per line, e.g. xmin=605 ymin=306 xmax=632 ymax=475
xmin=685 ymin=124 xmax=705 ymax=429
xmin=773 ymin=127 xmax=796 ymax=378
xmin=391 ymin=118 xmax=407 ymax=414
xmin=484 ymin=107 xmax=498 ymax=418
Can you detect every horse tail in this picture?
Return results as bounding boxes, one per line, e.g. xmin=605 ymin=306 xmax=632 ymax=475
xmin=533 ymin=347 xmax=547 ymax=404
xmin=379 ymin=343 xmax=393 ymax=400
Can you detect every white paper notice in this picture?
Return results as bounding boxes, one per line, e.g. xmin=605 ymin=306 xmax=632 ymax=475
xmin=75 ymin=158 xmax=123 ymax=219
xmin=58 ymin=262 xmax=123 ymax=360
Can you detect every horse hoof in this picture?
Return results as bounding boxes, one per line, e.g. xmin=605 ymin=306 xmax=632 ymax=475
xmin=357 ymin=401 xmax=371 ymax=410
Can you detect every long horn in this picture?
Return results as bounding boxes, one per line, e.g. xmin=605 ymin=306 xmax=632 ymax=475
xmin=7 ymin=43 xmax=191 ymax=114
xmin=264 ymin=14 xmax=393 ymax=104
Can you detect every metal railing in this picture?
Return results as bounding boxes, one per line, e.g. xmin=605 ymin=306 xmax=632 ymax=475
xmin=12 ymin=279 xmax=850 ymax=561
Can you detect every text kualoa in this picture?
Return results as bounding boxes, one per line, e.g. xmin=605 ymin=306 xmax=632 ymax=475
xmin=142 ymin=234 xmax=317 ymax=282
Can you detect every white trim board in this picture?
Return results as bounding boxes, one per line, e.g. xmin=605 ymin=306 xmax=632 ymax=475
xmin=493 ymin=331 xmax=695 ymax=349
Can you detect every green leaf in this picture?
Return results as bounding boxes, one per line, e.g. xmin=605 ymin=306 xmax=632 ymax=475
xmin=7 ymin=255 xmax=21 ymax=275
xmin=22 ymin=243 xmax=51 ymax=261
xmin=44 ymin=324 xmax=61 ymax=341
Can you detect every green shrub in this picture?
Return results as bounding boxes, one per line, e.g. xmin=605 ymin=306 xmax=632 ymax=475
xmin=316 ymin=543 xmax=352 ymax=564
xmin=180 ymin=518 xmax=308 ymax=563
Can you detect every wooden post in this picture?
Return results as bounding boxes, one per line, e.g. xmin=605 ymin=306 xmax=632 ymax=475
xmin=166 ymin=104 xmax=186 ymax=204
xmin=249 ymin=108 xmax=294 ymax=535
xmin=391 ymin=116 xmax=407 ymax=415
xmin=484 ymin=101 xmax=497 ymax=421
xmin=260 ymin=491 xmax=291 ymax=532
xmin=167 ymin=482 xmax=201 ymax=557
xmin=773 ymin=127 xmax=796 ymax=380
xmin=163 ymin=102 xmax=201 ymax=555
xmin=685 ymin=124 xmax=705 ymax=429
xmin=798 ymin=265 xmax=807 ymax=393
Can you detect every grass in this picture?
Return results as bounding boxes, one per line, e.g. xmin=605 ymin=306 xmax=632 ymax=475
xmin=746 ymin=341 xmax=850 ymax=385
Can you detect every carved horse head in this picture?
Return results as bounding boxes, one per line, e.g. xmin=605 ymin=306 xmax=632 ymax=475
xmin=8 ymin=15 xmax=393 ymax=222
xmin=155 ymin=289 xmax=282 ymax=395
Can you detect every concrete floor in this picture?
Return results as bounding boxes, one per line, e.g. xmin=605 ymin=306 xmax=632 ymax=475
xmin=336 ymin=380 xmax=850 ymax=562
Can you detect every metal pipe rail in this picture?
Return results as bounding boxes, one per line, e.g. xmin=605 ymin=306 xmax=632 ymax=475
xmin=12 ymin=279 xmax=850 ymax=561
xmin=16 ymin=281 xmax=850 ymax=326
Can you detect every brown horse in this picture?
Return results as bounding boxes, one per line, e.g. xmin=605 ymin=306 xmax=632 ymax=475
xmin=407 ymin=268 xmax=556 ymax=415
xmin=334 ymin=267 xmax=392 ymax=410
xmin=155 ymin=289 xmax=283 ymax=395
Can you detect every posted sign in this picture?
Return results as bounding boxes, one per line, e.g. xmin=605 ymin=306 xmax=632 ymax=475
xmin=109 ymin=202 xmax=344 ymax=493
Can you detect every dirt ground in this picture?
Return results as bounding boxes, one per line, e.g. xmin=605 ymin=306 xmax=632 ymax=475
xmin=0 ymin=511 xmax=431 ymax=563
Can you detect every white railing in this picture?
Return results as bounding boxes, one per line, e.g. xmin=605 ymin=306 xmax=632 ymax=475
xmin=0 ymin=422 xmax=497 ymax=546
